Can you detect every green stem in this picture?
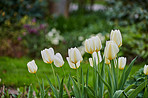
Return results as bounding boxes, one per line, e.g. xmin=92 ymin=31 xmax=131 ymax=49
xmin=51 ymin=63 xmax=57 ymax=89
xmin=61 ymin=67 xmax=66 ymax=77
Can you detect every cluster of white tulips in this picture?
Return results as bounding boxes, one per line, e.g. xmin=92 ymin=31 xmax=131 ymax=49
xmin=27 ymin=29 xmax=148 ymax=98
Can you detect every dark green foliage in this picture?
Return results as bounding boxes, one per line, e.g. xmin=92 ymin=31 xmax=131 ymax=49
xmin=106 ymin=0 xmax=148 ymax=31
xmin=0 ymin=0 xmax=47 ymax=24
xmin=125 ymin=68 xmax=148 ymax=97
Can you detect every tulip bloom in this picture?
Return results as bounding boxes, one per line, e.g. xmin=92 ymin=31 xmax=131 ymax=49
xmin=41 ymin=48 xmax=54 ymax=64
xmin=105 ymin=58 xmax=110 ymax=64
xmin=53 ymin=53 xmax=64 ymax=67
xmin=118 ymin=57 xmax=126 ymax=70
xmin=89 ymin=58 xmax=93 ymax=67
xmin=67 ymin=47 xmax=83 ymax=69
xmin=27 ymin=60 xmax=38 ymax=73
xmin=110 ymin=30 xmax=122 ymax=47
xmin=85 ymin=36 xmax=102 ymax=54
xmin=144 ymin=65 xmax=148 ymax=75
xmin=104 ymin=41 xmax=119 ymax=60
xmin=98 ymin=51 xmax=102 ymax=62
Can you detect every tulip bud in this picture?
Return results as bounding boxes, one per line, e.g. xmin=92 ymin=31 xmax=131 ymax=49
xmin=85 ymin=36 xmax=102 ymax=54
xmin=93 ymin=36 xmax=102 ymax=52
xmin=27 ymin=60 xmax=38 ymax=73
xmin=144 ymin=65 xmax=148 ymax=75
xmin=53 ymin=53 xmax=64 ymax=67
xmin=104 ymin=41 xmax=119 ymax=60
xmin=105 ymin=57 xmax=110 ymax=64
xmin=118 ymin=57 xmax=126 ymax=70
xmin=98 ymin=51 xmax=102 ymax=62
xmin=110 ymin=30 xmax=122 ymax=47
xmin=85 ymin=38 xmax=95 ymax=54
xmin=89 ymin=58 xmax=93 ymax=67
xmin=41 ymin=48 xmax=54 ymax=64
xmin=67 ymin=47 xmax=83 ymax=69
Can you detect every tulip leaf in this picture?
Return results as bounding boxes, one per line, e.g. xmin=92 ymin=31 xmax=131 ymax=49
xmin=144 ymin=87 xmax=148 ymax=98
xmin=59 ymin=78 xmax=64 ymax=98
xmin=93 ymin=58 xmax=98 ymax=97
xmin=95 ymin=68 xmax=112 ymax=94
xmin=111 ymin=60 xmax=117 ymax=92
xmin=57 ymin=75 xmax=61 ymax=89
xmin=128 ymin=80 xmax=147 ymax=98
xmin=86 ymin=67 xmax=89 ymax=87
xmin=80 ymin=67 xmax=84 ymax=98
xmin=41 ymin=79 xmax=45 ymax=97
xmin=70 ymin=75 xmax=81 ymax=98
xmin=99 ymin=60 xmax=105 ymax=97
xmin=46 ymin=75 xmax=58 ymax=98
xmin=118 ymin=57 xmax=137 ymax=90
xmin=84 ymin=86 xmax=95 ymax=98
xmin=27 ymin=84 xmax=33 ymax=98
xmin=124 ymin=84 xmax=136 ymax=93
xmin=67 ymin=74 xmax=71 ymax=90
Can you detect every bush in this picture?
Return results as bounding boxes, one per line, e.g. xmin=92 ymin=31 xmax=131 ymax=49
xmin=105 ymin=0 xmax=148 ymax=31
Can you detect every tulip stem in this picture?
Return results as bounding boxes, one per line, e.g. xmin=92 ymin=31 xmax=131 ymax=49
xmin=51 ymin=63 xmax=57 ymax=89
xmin=61 ymin=67 xmax=66 ymax=78
xmin=35 ymin=73 xmax=43 ymax=93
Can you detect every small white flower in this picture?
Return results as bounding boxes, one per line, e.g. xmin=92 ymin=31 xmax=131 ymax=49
xmin=27 ymin=60 xmax=38 ymax=73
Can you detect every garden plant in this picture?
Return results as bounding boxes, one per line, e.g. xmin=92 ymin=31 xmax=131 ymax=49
xmin=26 ymin=29 xmax=148 ymax=98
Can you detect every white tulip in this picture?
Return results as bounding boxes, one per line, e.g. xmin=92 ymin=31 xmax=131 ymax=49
xmin=67 ymin=47 xmax=83 ymax=69
xmin=89 ymin=58 xmax=93 ymax=67
xmin=41 ymin=48 xmax=54 ymax=64
xmin=98 ymin=51 xmax=102 ymax=62
xmin=27 ymin=60 xmax=38 ymax=73
xmin=53 ymin=53 xmax=64 ymax=67
xmin=85 ymin=36 xmax=102 ymax=54
xmin=104 ymin=41 xmax=119 ymax=60
xmin=85 ymin=38 xmax=95 ymax=54
xmin=118 ymin=57 xmax=126 ymax=70
xmin=144 ymin=65 xmax=148 ymax=75
xmin=105 ymin=57 xmax=110 ymax=64
xmin=110 ymin=30 xmax=122 ymax=47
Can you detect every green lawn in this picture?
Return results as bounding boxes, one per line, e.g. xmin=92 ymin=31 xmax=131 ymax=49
xmin=0 ymin=56 xmax=143 ymax=88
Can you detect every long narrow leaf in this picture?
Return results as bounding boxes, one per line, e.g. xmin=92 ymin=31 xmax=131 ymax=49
xmin=27 ymin=84 xmax=33 ymax=98
xmin=57 ymin=75 xmax=61 ymax=89
xmin=84 ymin=87 xmax=95 ymax=98
xmin=59 ymin=78 xmax=64 ymax=98
xmin=70 ymin=75 xmax=81 ymax=98
xmin=99 ymin=60 xmax=105 ymax=97
xmin=80 ymin=68 xmax=84 ymax=98
xmin=128 ymin=80 xmax=147 ymax=97
xmin=86 ymin=67 xmax=89 ymax=87
xmin=95 ymin=68 xmax=111 ymax=93
xmin=46 ymin=75 xmax=58 ymax=98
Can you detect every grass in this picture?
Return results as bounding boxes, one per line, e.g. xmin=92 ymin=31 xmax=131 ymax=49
xmin=0 ymin=56 xmax=143 ymax=88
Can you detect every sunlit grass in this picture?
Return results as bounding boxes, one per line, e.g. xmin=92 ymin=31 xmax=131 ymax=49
xmin=0 ymin=56 xmax=143 ymax=88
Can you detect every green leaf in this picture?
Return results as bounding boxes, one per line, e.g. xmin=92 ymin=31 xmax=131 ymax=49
xmin=99 ymin=60 xmax=105 ymax=97
xmin=144 ymin=87 xmax=148 ymax=98
xmin=113 ymin=90 xmax=123 ymax=98
xmin=57 ymin=75 xmax=61 ymax=89
xmin=41 ymin=79 xmax=45 ymax=98
xmin=70 ymin=75 xmax=81 ymax=98
xmin=111 ymin=60 xmax=117 ymax=92
xmin=46 ymin=75 xmax=58 ymax=98
xmin=86 ymin=67 xmax=89 ymax=87
xmin=59 ymin=78 xmax=64 ymax=98
xmin=67 ymin=74 xmax=71 ymax=90
xmin=124 ymin=84 xmax=136 ymax=93
xmin=27 ymin=84 xmax=33 ymax=98
xmin=128 ymin=80 xmax=147 ymax=97
xmin=95 ymin=68 xmax=112 ymax=94
xmin=84 ymin=86 xmax=95 ymax=98
xmin=80 ymin=67 xmax=84 ymax=98
xmin=118 ymin=57 xmax=137 ymax=90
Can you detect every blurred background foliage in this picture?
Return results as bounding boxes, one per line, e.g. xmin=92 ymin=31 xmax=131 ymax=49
xmin=0 ymin=0 xmax=148 ymax=88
